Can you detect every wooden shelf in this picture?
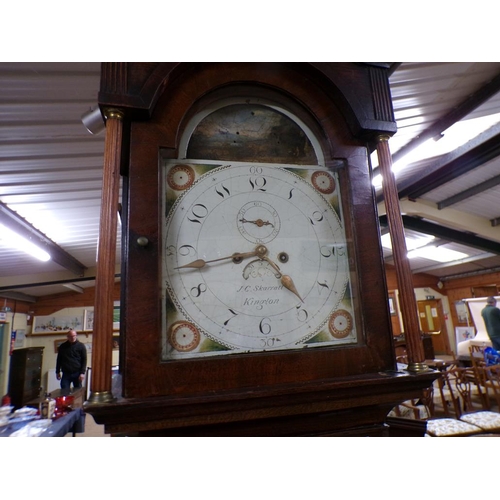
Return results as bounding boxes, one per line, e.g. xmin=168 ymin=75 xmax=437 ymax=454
xmin=27 ymin=330 xmax=119 ymax=337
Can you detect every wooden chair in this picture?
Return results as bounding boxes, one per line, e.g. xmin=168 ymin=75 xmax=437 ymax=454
xmin=467 ymin=345 xmax=490 ymax=409
xmin=391 ymin=354 xmax=434 ymax=419
xmin=391 ymin=399 xmax=431 ymax=420
xmin=478 ymin=364 xmax=500 ymax=410
xmin=428 ymin=359 xmax=461 ymax=418
xmin=426 ymin=366 xmax=500 ymax=436
xmin=452 ymin=366 xmax=480 ymax=415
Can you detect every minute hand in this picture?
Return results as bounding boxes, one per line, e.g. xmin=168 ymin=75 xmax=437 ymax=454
xmin=175 ymin=248 xmax=260 ymax=270
xmin=261 ymin=256 xmax=304 ymax=303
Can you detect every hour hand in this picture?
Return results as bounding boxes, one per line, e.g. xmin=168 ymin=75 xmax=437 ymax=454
xmin=239 ymin=218 xmax=274 ymax=228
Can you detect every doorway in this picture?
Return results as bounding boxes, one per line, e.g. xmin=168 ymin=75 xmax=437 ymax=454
xmin=417 ymin=299 xmax=452 ymax=356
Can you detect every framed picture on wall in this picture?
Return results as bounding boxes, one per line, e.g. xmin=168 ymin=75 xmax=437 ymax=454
xmin=84 ymin=309 xmax=94 ymax=331
xmin=32 ymin=314 xmax=83 ymax=334
xmin=455 ymin=326 xmax=475 ymax=344
xmin=454 ymin=300 xmax=470 ymax=323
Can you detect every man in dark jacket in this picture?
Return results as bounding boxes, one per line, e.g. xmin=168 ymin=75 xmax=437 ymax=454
xmin=481 ymin=296 xmax=500 ymax=351
xmin=56 ymin=329 xmax=87 ymax=389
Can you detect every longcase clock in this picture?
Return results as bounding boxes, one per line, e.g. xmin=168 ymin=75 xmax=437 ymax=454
xmin=86 ymin=63 xmax=437 ymax=436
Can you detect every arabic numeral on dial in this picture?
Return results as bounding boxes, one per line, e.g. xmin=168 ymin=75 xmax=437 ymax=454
xmin=249 ymin=176 xmax=267 ymax=192
xmin=178 ymin=244 xmax=196 ymax=257
xmin=249 ymin=166 xmax=263 ymax=175
xmin=190 ymin=283 xmax=207 ymax=298
xmin=260 ymin=338 xmax=279 ymax=348
xmin=187 ymin=204 xmax=208 ymax=224
xmin=259 ymin=317 xmax=272 ymax=335
xmin=317 ymin=280 xmax=330 ymax=295
xmin=309 ymin=210 xmax=324 ymax=225
xmin=337 ymin=245 xmax=346 ymax=256
xmin=215 ymin=183 xmax=231 ymax=198
xmin=320 ymin=245 xmax=333 ymax=258
xmin=223 ymin=309 xmax=238 ymax=326
xmin=166 ymin=245 xmax=176 ymax=257
xmin=296 ymin=304 xmax=309 ymax=322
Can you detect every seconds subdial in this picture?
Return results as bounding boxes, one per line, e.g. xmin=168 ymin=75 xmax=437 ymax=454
xmin=237 ymin=201 xmax=281 ymax=244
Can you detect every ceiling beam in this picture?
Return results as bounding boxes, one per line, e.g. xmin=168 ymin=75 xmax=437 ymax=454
xmin=0 ymin=290 xmax=36 ymax=303
xmin=379 ymin=214 xmax=500 ymax=255
xmin=0 ymin=274 xmax=120 ymax=293
xmin=391 ymin=70 xmax=500 ymax=165
xmin=411 ymin=252 xmax=496 ymax=273
xmin=395 ymin=125 xmax=500 ymax=200
xmin=438 ymin=172 xmax=500 ymax=209
xmin=0 ymin=201 xmax=87 ymax=276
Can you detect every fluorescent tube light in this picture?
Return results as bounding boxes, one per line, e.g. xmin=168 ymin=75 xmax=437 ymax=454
xmin=381 ymin=232 xmax=435 ymax=251
xmin=407 ymin=245 xmax=468 ymax=263
xmin=0 ymin=223 xmax=51 ymax=262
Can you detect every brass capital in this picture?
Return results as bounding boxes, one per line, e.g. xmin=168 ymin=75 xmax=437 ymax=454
xmin=406 ymin=362 xmax=430 ymax=373
xmin=86 ymin=390 xmax=116 ymax=405
xmin=376 ymin=134 xmax=391 ymax=143
xmin=104 ymin=108 xmax=125 ymax=121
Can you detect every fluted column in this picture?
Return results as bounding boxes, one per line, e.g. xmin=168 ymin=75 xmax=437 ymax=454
xmin=376 ymin=135 xmax=428 ymax=372
xmin=88 ymin=108 xmax=124 ymax=403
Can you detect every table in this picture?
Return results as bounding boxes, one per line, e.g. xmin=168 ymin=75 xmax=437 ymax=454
xmin=27 ymin=387 xmax=85 ymax=410
xmin=0 ymin=408 xmax=86 ymax=437
xmin=425 ymin=357 xmax=457 ymax=369
xmin=40 ymin=408 xmax=86 ymax=437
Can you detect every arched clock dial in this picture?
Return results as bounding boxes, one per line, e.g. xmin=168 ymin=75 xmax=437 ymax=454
xmin=162 ymin=162 xmax=357 ymax=359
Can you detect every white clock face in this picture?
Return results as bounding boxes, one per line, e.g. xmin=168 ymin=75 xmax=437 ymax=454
xmin=162 ymin=162 xmax=357 ymax=360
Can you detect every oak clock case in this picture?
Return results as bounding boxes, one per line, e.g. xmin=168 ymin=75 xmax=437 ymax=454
xmin=162 ymin=161 xmax=358 ymax=361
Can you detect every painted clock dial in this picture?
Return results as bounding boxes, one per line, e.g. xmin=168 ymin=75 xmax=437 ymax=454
xmin=162 ymin=162 xmax=357 ymax=360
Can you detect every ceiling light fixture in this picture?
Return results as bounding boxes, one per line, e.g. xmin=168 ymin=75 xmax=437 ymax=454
xmin=0 ymin=201 xmax=86 ymax=275
xmin=407 ymin=245 xmax=468 ymax=263
xmin=0 ymin=223 xmax=51 ymax=262
xmin=63 ymin=283 xmax=84 ymax=293
xmin=81 ymin=105 xmax=105 ymax=135
xmin=381 ymin=232 xmax=435 ymax=251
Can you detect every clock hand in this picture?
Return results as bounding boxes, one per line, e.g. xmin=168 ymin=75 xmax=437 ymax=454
xmin=175 ymin=245 xmax=267 ymax=269
xmin=261 ymin=256 xmax=304 ymax=303
xmin=239 ymin=218 xmax=274 ymax=228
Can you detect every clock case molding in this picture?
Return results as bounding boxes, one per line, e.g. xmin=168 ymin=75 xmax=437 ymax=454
xmin=87 ymin=62 xmax=437 ymax=436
